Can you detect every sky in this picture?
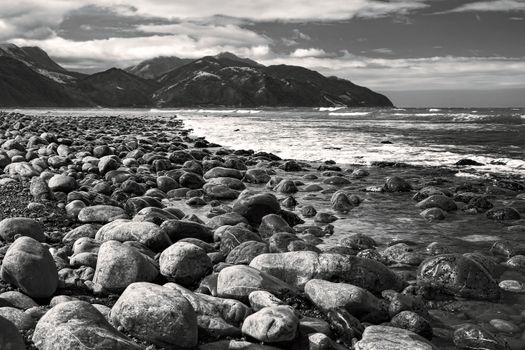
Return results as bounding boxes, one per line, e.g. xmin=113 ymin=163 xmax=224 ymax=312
xmin=1 ymin=0 xmax=524 ymax=107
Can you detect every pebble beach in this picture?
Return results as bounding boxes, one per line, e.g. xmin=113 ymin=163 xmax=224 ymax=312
xmin=0 ymin=111 xmax=524 ymax=350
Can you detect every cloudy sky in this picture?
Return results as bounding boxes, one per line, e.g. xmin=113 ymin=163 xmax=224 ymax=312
xmin=2 ymin=0 xmax=524 ymax=107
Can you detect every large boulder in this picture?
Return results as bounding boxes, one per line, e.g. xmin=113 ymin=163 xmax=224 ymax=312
xmin=258 ymin=214 xmax=293 ymax=239
xmin=110 ymin=282 xmax=198 ymax=348
xmin=232 ymin=192 xmax=281 ymax=226
xmin=217 ymin=265 xmax=295 ymax=302
xmin=161 ymin=220 xmax=213 ymax=243
xmin=0 ymin=217 xmax=45 ymax=243
xmin=242 ymin=306 xmax=298 ymax=343
xmin=355 ymin=325 xmax=438 ymax=350
xmin=417 ymin=254 xmax=500 ymax=300
xmin=93 ymin=240 xmax=159 ymax=292
xmin=1 ymin=237 xmax=57 ymax=298
xmin=95 ymin=220 xmax=170 ymax=251
xmin=250 ymin=251 xmax=402 ymax=293
xmin=0 ymin=315 xmax=26 ymax=350
xmin=304 ymin=279 xmax=383 ymax=317
xmin=33 ymin=301 xmax=140 ymax=350
xmin=159 ymin=242 xmax=212 ymax=286
xmin=78 ymin=205 xmax=128 ymax=223
xmin=416 ymin=195 xmax=457 ymax=212
xmin=48 ymin=174 xmax=76 ymax=193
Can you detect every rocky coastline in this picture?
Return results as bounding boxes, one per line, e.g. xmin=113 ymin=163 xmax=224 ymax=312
xmin=0 ymin=111 xmax=524 ymax=350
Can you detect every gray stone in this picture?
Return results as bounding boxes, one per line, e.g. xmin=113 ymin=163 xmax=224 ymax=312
xmin=95 ymin=220 xmax=170 ymax=252
xmin=78 ymin=205 xmax=128 ymax=223
xmin=355 ymin=325 xmax=437 ymax=350
xmin=242 ymin=306 xmax=299 ymax=343
xmin=159 ymin=242 xmax=212 ymax=286
xmin=0 ymin=217 xmax=45 ymax=243
xmin=0 ymin=315 xmax=25 ymax=350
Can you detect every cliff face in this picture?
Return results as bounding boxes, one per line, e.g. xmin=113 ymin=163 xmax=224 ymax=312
xmin=0 ymin=45 xmax=394 ymax=108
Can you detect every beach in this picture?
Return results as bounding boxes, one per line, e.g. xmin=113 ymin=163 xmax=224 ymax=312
xmin=0 ymin=110 xmax=524 ymax=350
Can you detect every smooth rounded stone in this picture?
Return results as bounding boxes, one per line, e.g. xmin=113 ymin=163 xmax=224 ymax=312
xmin=219 ymin=226 xmax=262 ymax=255
xmin=48 ymin=174 xmax=76 ymax=193
xmin=125 ymin=196 xmax=163 ymax=215
xmin=0 ymin=291 xmax=37 ymax=310
xmin=203 ymin=183 xmax=240 ymax=199
xmin=65 ymin=200 xmax=86 ymax=219
xmin=340 ymin=233 xmax=377 ymax=251
xmin=273 ymin=179 xmax=298 ymax=194
xmin=384 ymin=176 xmax=412 ymax=192
xmin=1 ymin=237 xmax=58 ymax=299
xmin=498 ymin=280 xmax=525 ymax=293
xmin=326 ymin=309 xmax=364 ymax=345
xmin=30 ymin=177 xmax=51 ymax=200
xmin=199 ymin=340 xmax=281 ymax=350
xmin=305 ymin=279 xmax=382 ymax=316
xmin=165 ymin=283 xmax=251 ymax=337
xmin=314 ymin=212 xmax=337 ymax=224
xmin=179 ymin=171 xmax=206 ymax=189
xmin=249 ymin=291 xmax=284 ymax=312
xmin=300 ymin=317 xmax=333 ymax=337
xmin=207 ymin=212 xmax=249 ymax=229
xmin=417 ymin=254 xmax=500 ymax=300
xmin=0 ymin=217 xmax=45 ymax=243
xmin=301 ymin=205 xmax=317 ymax=218
xmin=78 ymin=205 xmax=128 ymax=223
xmin=49 ymin=295 xmax=79 ymax=307
xmin=244 ymin=168 xmax=271 ymax=184
xmin=306 ymin=333 xmax=343 ymax=350
xmin=355 ymin=325 xmax=438 ymax=350
xmin=322 ymin=176 xmax=350 ymax=186
xmin=453 ymin=323 xmax=506 ymax=350
xmin=0 ymin=307 xmax=34 ymax=331
xmin=93 ymin=240 xmax=158 ymax=292
xmin=98 ymin=155 xmax=120 ymax=175
xmin=242 ymin=306 xmax=299 ymax=343
xmin=161 ymin=219 xmax=214 ymax=243
xmin=206 ymin=177 xmax=246 ymax=191
xmin=110 ymin=282 xmax=198 ymax=348
xmin=504 ymin=255 xmax=525 ymax=269
xmin=95 ymin=220 xmax=170 ymax=251
xmin=420 ymin=207 xmax=446 ymax=220
xmin=416 ymin=194 xmax=457 ymax=211
xmin=217 ymin=265 xmax=294 ymax=302
xmin=5 ymin=162 xmax=39 ymax=177
xmin=232 ymin=192 xmax=281 ymax=226
xmin=330 ymin=191 xmax=354 ymax=212
xmin=390 ymin=311 xmax=432 ymax=339
xmin=250 ymin=251 xmax=402 ymax=293
xmin=258 ymin=214 xmax=293 ymax=239
xmin=486 ymin=207 xmax=521 ymax=221
xmin=157 ymin=175 xmax=179 ymax=192
xmin=69 ymin=251 xmax=98 ymax=268
xmin=382 ymin=243 xmax=424 ymax=265
xmin=204 ymin=167 xmax=243 ymax=180
xmin=226 ymin=241 xmax=269 ymax=265
xmin=490 ymin=319 xmax=520 ymax=333
xmin=412 ymin=186 xmax=449 ymax=202
xmin=269 ymin=233 xmax=318 ymax=253
xmin=466 ymin=196 xmax=494 ymax=212
xmin=33 ymin=300 xmax=140 ymax=350
xmin=160 ymin=242 xmax=212 ymax=286
xmin=0 ymin=315 xmax=26 ymax=350
xmin=132 ymin=206 xmax=180 ymax=224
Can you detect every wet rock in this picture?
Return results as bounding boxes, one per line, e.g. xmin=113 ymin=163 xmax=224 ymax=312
xmin=355 ymin=325 xmax=438 ymax=350
xmin=219 ymin=225 xmax=262 ymax=255
xmin=420 ymin=207 xmax=446 ymax=220
xmin=453 ymin=323 xmax=506 ymax=350
xmin=110 ymin=282 xmax=198 ymax=348
xmin=330 ymin=191 xmax=354 ymax=213
xmin=259 ymin=214 xmax=293 ymax=238
xmin=304 ymin=279 xmax=382 ymax=316
xmin=456 ymin=159 xmax=484 ymax=166
xmin=486 ymin=207 xmax=521 ymax=221
xmin=161 ymin=219 xmax=214 ymax=243
xmin=226 ymin=241 xmax=269 ymax=265
xmin=207 ymin=212 xmax=249 ymax=229
xmin=244 ymin=169 xmax=271 ymax=184
xmin=33 ymin=301 xmax=141 ymax=350
xmin=326 ymin=308 xmax=363 ymax=345
xmin=382 ymin=243 xmax=424 ymax=265
xmin=93 ymin=240 xmax=158 ymax=292
xmin=179 ymin=171 xmax=205 ymax=189
xmin=301 ymin=205 xmax=317 ymax=218
xmin=1 ymin=237 xmax=58 ymax=298
xmin=95 ymin=220 xmax=170 ymax=252
xmin=417 ymin=254 xmax=500 ymax=300
xmin=242 ymin=306 xmax=298 ymax=343
xmin=314 ymin=212 xmax=337 ymax=224
xmin=217 ymin=265 xmax=294 ymax=302
xmin=322 ymin=176 xmax=350 ymax=186
xmin=250 ymin=251 xmax=402 ymax=293
xmin=0 ymin=217 xmax=45 ymax=243
xmin=416 ymin=195 xmax=457 ymax=211
xmin=199 ymin=340 xmax=280 ymax=350
xmin=0 ymin=315 xmax=25 ymax=350
xmin=504 ymin=255 xmax=525 ymax=269
xmin=273 ymin=179 xmax=298 ymax=194
xmin=498 ymin=280 xmax=525 ymax=293
xmin=78 ymin=205 xmax=128 ymax=223
xmin=340 ymin=233 xmax=377 ymax=251
xmin=384 ymin=176 xmax=412 ymax=192
xmin=159 ymin=242 xmax=212 ymax=286
xmin=489 ymin=319 xmax=520 ymax=333
xmin=232 ymin=192 xmax=281 ymax=226
xmin=204 ymin=167 xmax=243 ymax=180
xmin=390 ymin=311 xmax=432 ymax=339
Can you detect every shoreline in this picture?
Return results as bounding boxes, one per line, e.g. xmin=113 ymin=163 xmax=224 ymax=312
xmin=0 ymin=111 xmax=524 ymax=349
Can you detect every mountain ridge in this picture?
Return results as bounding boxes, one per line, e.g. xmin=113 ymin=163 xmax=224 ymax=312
xmin=0 ymin=44 xmax=393 ymax=108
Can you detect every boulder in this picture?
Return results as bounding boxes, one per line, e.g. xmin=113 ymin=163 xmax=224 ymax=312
xmin=1 ymin=237 xmax=57 ymax=298
xmin=161 ymin=220 xmax=213 ymax=243
xmin=0 ymin=307 xmax=34 ymax=331
xmin=93 ymin=240 xmax=159 ymax=292
xmin=486 ymin=207 xmax=521 ymax=221
xmin=95 ymin=220 xmax=170 ymax=251
xmin=355 ymin=325 xmax=438 ymax=350
xmin=384 ymin=176 xmax=412 ymax=192
xmin=48 ymin=174 xmax=76 ymax=193
xmin=0 ymin=315 xmax=26 ymax=350
xmin=110 ymin=282 xmax=198 ymax=348
xmin=232 ymin=192 xmax=281 ymax=226
xmin=78 ymin=205 xmax=128 ymax=223
xmin=0 ymin=217 xmax=45 ymax=242
xmin=159 ymin=242 xmax=212 ymax=286
xmin=33 ymin=301 xmax=141 ymax=350
xmin=258 ymin=214 xmax=293 ymax=239
xmin=242 ymin=306 xmax=299 ymax=343
xmin=416 ymin=195 xmax=457 ymax=212
xmin=226 ymin=241 xmax=269 ymax=265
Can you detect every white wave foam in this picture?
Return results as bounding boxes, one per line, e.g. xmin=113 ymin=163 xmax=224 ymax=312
xmin=329 ymin=112 xmax=370 ymax=116
xmin=319 ymin=107 xmax=345 ymax=112
xmin=235 ymin=110 xmax=261 ymax=114
xmin=428 ymin=108 xmax=441 ymax=112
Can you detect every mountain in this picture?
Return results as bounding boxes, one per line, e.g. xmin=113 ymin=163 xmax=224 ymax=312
xmin=0 ymin=57 xmax=90 ymax=107
xmin=76 ymin=68 xmax=159 ymax=107
xmin=0 ymin=44 xmax=393 ymax=108
xmin=154 ymin=54 xmax=392 ymax=107
xmin=125 ymin=56 xmax=193 ymax=79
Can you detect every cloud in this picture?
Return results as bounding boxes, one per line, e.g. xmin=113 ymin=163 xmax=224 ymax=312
xmin=446 ymin=0 xmax=525 ymax=13
xmin=290 ymin=48 xmax=328 ymax=58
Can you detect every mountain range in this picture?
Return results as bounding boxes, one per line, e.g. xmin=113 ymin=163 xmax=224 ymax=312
xmin=0 ymin=43 xmax=393 ymax=108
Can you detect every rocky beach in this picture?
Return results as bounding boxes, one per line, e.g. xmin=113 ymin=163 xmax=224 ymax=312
xmin=0 ymin=110 xmax=524 ymax=350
